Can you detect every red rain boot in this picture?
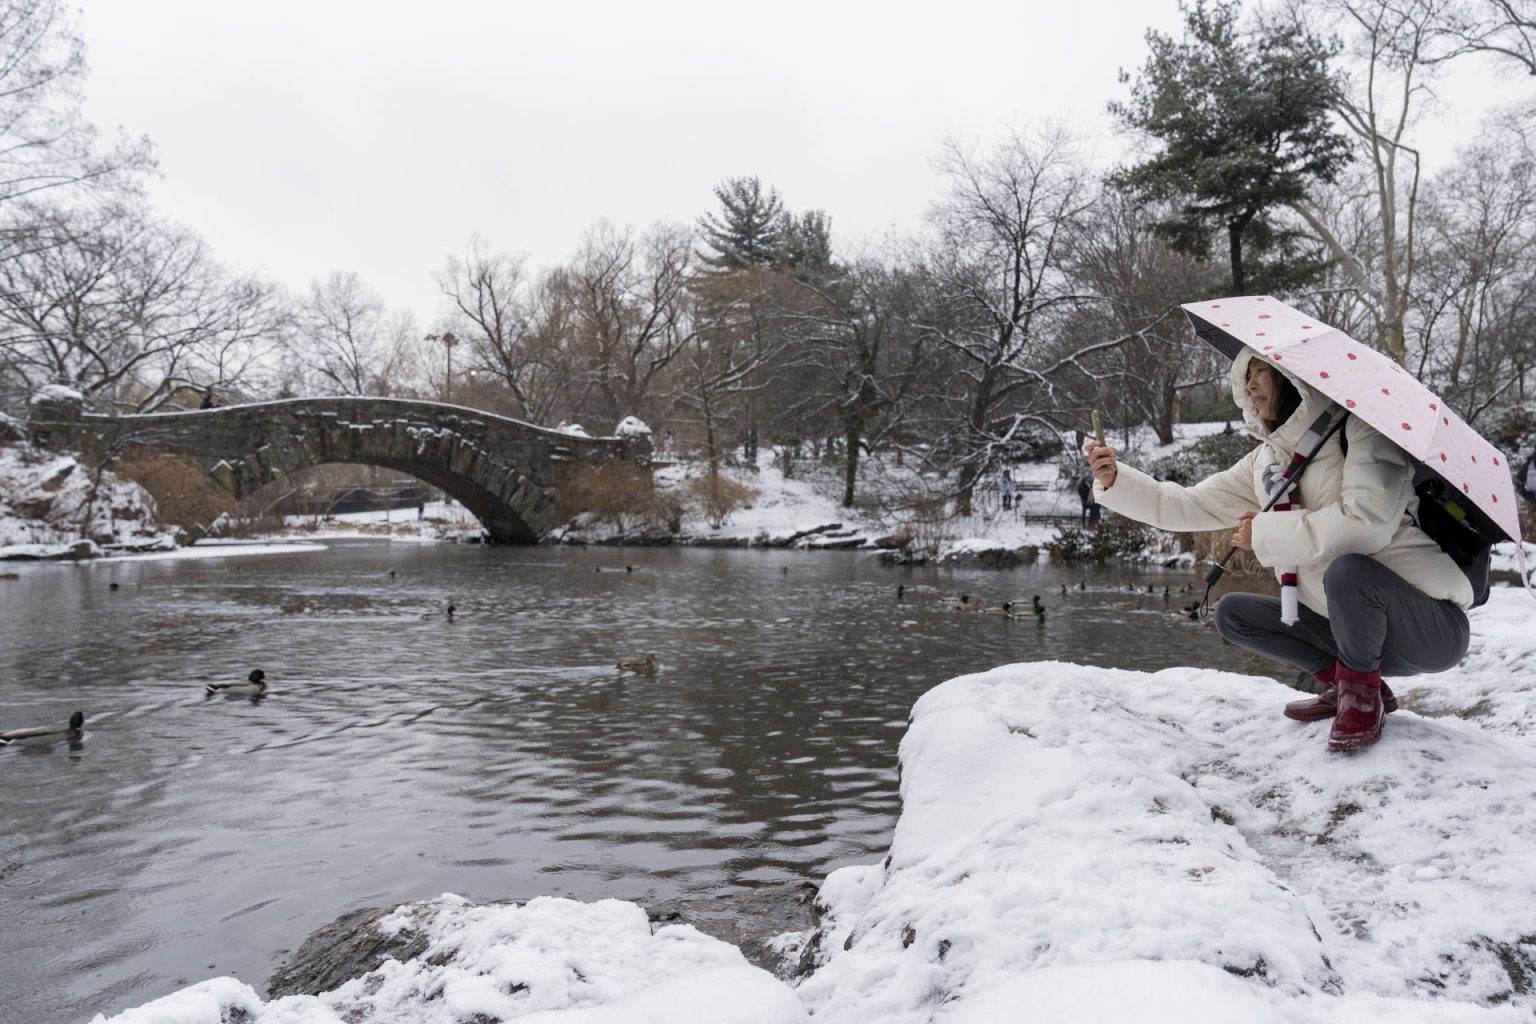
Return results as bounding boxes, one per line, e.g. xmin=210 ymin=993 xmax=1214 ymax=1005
xmin=1327 ymin=661 xmax=1384 ymax=752
xmin=1285 ymin=666 xmax=1398 ymax=722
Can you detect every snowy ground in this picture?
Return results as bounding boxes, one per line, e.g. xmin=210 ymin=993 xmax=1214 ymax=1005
xmin=95 ymin=586 xmax=1536 ymax=1023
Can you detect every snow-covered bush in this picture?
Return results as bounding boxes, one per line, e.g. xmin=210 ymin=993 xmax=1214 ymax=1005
xmin=614 ymin=415 xmax=652 ymax=438
xmin=1048 ymin=516 xmax=1154 ymax=562
xmin=1144 ymin=429 xmax=1256 ymax=485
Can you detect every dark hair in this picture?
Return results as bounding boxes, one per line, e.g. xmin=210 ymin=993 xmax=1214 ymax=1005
xmin=1270 ymin=372 xmax=1302 ymax=430
xmin=1248 ymin=360 xmax=1303 ymax=431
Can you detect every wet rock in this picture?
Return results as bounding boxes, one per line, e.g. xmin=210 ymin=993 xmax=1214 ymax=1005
xmin=936 ymin=545 xmax=1038 ymax=569
xmin=645 ymin=881 xmax=819 ymax=979
xmin=596 ymin=528 xmax=675 ymax=546
xmin=690 ymin=535 xmax=751 ymax=547
xmin=266 ymin=905 xmax=430 ymax=999
xmin=266 ymin=881 xmax=820 ymax=999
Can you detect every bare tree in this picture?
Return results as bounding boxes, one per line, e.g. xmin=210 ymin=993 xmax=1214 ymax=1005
xmin=1410 ymin=112 xmax=1536 ymax=418
xmin=922 ymin=126 xmax=1097 ymax=514
xmin=437 ymin=238 xmax=583 ymax=423
xmin=0 ymin=201 xmax=284 ymax=411
xmin=671 ymin=268 xmax=782 ymax=475
xmin=1280 ymin=0 xmax=1535 ymax=364
xmin=289 ymin=272 xmax=408 ymax=397
xmin=1430 ymin=0 xmax=1536 ymax=74
xmin=778 ymin=250 xmax=932 ymax=506
xmin=559 ymin=221 xmax=705 ymax=426
xmin=0 ymin=0 xmax=152 ymax=215
xmin=1066 ymin=191 xmax=1229 ymax=444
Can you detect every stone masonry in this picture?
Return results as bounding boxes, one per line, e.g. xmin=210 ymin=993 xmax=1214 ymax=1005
xmin=26 ymin=393 xmax=651 ymax=543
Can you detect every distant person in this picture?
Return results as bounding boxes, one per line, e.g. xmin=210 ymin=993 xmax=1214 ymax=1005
xmin=417 ymin=500 xmax=425 ymax=521
xmin=999 ymin=469 xmax=1017 ymax=512
xmin=199 ymin=387 xmax=215 ymax=410
xmin=1522 ymin=451 xmax=1536 ymax=502
xmin=663 ymin=429 xmax=675 ymax=457
xmin=1076 ymin=475 xmax=1100 ymax=524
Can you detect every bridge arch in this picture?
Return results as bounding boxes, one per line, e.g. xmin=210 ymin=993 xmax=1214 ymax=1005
xmin=27 ymin=394 xmax=651 ymax=543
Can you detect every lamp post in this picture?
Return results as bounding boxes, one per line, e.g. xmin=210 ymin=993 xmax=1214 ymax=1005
xmin=466 ymin=368 xmax=476 ymax=408
xmin=1515 ymin=347 xmax=1529 ymax=401
xmin=426 ymin=332 xmax=458 ymax=402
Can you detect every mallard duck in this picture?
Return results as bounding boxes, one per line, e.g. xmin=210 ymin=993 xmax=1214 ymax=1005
xmin=1059 ymin=583 xmax=1067 ymax=596
xmin=2 ymin=711 xmax=85 ymax=746
xmin=896 ymin=584 xmax=905 ymax=601
xmin=1181 ymin=601 xmax=1202 ymax=621
xmin=944 ymin=594 xmax=978 ymax=612
xmin=206 ymin=670 xmax=268 ymax=697
xmin=617 ymin=654 xmax=658 ymax=674
xmin=421 ymin=604 xmax=457 ymax=621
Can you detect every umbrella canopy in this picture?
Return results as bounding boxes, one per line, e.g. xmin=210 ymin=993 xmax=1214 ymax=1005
xmin=1181 ymin=295 xmax=1521 ymax=545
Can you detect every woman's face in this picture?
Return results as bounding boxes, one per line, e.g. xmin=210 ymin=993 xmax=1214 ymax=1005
xmin=1246 ymin=362 xmax=1280 ymax=422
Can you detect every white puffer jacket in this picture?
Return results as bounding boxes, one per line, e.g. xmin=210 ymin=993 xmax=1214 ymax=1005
xmin=1094 ymin=349 xmax=1473 ymax=617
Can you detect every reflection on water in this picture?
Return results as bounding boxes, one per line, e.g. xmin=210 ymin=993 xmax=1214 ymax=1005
xmin=0 ymin=542 xmax=1282 ymax=1023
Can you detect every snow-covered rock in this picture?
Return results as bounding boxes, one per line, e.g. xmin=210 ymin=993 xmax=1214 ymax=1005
xmin=0 ymin=444 xmax=167 ymax=552
xmin=615 ymin=415 xmax=652 ymax=438
xmin=556 ymin=421 xmax=592 ymax=437
xmin=91 ymin=895 xmax=808 ymax=1024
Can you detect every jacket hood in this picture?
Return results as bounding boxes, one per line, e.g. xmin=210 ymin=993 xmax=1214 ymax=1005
xmin=1229 ymin=348 xmax=1332 ymax=453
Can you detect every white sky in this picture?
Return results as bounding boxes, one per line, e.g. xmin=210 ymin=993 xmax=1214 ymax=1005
xmin=76 ymin=1 xmax=1530 ymax=329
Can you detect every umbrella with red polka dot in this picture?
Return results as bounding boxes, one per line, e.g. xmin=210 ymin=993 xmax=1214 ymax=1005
xmin=1181 ymin=294 xmax=1521 ymax=547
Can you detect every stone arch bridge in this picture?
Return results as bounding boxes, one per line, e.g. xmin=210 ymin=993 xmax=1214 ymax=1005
xmin=27 ymin=393 xmax=651 ymax=543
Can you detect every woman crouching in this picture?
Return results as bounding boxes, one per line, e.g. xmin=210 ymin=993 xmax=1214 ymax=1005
xmin=1085 ymin=349 xmax=1472 ymax=752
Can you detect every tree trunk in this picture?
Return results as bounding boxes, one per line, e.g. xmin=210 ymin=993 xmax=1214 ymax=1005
xmin=1155 ymin=384 xmax=1178 ymax=445
xmin=1228 ymin=221 xmax=1246 ymax=294
xmin=842 ymin=425 xmax=861 ymax=508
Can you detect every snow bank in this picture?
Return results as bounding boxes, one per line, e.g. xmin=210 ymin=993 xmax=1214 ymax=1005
xmin=92 ymin=896 xmax=806 ymax=1024
xmin=795 ymin=624 xmax=1536 ymax=1021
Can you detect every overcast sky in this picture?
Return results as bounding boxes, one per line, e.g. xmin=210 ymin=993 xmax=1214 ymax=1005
xmin=76 ymin=1 xmax=1528 ymax=328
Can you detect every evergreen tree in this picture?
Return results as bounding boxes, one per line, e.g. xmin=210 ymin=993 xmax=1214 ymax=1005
xmin=777 ymin=210 xmax=834 ymax=279
xmin=697 ymin=177 xmax=785 ymax=270
xmin=1109 ymin=0 xmax=1350 ymax=293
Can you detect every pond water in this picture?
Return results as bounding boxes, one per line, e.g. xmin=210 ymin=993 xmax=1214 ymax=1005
xmin=0 ymin=541 xmax=1284 ymax=1023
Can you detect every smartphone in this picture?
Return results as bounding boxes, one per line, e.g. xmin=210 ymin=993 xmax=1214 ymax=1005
xmin=1091 ymin=409 xmax=1105 ymax=447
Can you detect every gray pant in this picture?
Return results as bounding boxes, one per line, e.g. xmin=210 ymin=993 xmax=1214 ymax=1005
xmin=1213 ymin=553 xmax=1469 ymax=676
